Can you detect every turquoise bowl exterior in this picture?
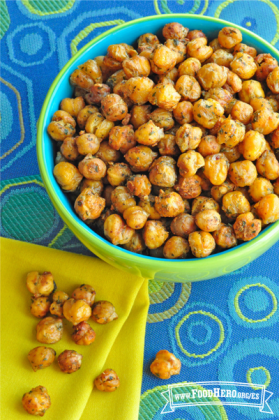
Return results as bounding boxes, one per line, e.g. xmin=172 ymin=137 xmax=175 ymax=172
xmin=37 ymin=14 xmax=279 ymax=283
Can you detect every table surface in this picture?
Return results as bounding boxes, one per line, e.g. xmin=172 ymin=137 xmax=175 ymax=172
xmin=1 ymin=1 xmax=279 ymax=419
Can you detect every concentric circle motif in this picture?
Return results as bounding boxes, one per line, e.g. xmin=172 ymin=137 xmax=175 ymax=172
xmin=169 ymin=302 xmax=232 ymax=366
xmin=154 ymin=0 xmax=208 ymax=16
xmin=228 ymin=276 xmax=279 ymax=328
xmin=246 ymin=367 xmax=271 ymax=390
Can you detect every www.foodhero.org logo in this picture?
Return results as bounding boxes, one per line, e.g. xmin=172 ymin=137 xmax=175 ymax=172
xmin=161 ymin=381 xmax=273 ymax=414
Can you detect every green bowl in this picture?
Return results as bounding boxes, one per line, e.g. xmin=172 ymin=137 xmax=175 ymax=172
xmin=37 ymin=14 xmax=279 ymax=283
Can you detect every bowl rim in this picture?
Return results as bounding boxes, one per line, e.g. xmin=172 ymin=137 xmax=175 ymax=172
xmin=37 ymin=13 xmax=279 ymax=265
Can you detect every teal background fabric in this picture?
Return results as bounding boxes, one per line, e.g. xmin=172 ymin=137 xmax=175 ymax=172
xmin=1 ymin=1 xmax=279 ymax=419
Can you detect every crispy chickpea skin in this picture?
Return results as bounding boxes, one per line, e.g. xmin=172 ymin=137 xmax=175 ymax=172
xmin=198 ymin=135 xmax=221 ymax=157
xmin=36 ymin=317 xmax=63 ymax=344
xmin=143 ymin=220 xmax=169 ymax=249
xmin=125 ymin=146 xmax=158 ymax=172
xmin=230 ymin=53 xmax=257 ymax=79
xmin=74 ymin=188 xmax=105 ymax=221
xmin=231 ymin=101 xmax=253 ymax=125
xmin=60 ymin=97 xmax=85 ymax=117
xmin=135 ymin=120 xmax=164 ymax=146
xmin=78 ymin=155 xmax=107 ymax=180
xmin=256 ymin=150 xmax=279 ymax=180
xmin=107 ymin=163 xmax=132 ymax=186
xmin=53 ymin=162 xmax=83 ymax=192
xmin=218 ymin=27 xmax=242 ymax=49
xmin=100 ymin=94 xmax=128 ymax=122
xmin=47 ymin=110 xmax=76 ymax=141
xmin=104 ymin=214 xmax=135 ymax=245
xmin=208 ymin=49 xmax=233 ymax=68
xmin=130 ymin=104 xmax=152 ymax=129
xmin=63 ymin=298 xmax=92 ymax=325
xmin=233 ymin=212 xmax=262 ymax=241
xmin=187 ymin=37 xmax=213 ymax=63
xmin=127 ymin=174 xmax=152 ymax=199
xmin=28 ymin=347 xmax=56 ymax=372
xmin=77 ymin=105 xmax=98 ymax=128
xmin=94 ymin=369 xmax=120 ymax=392
xmin=229 ymin=160 xmax=257 ymax=187
xmin=91 ymin=301 xmax=118 ymax=324
xmin=149 ymin=108 xmax=175 ymax=130
xmin=72 ymin=284 xmax=96 ymax=306
xmin=158 ymin=134 xmax=180 ymax=157
xmin=255 ymin=194 xmax=279 ymax=224
xmin=213 ymin=224 xmax=237 ymax=248
xmin=58 ymin=350 xmax=83 ymax=374
xmin=50 ymin=290 xmax=69 ymax=317
xmin=150 ymin=44 xmax=177 ymax=75
xmin=252 ymin=108 xmax=279 ymax=135
xmin=222 ymin=191 xmax=251 ymax=218
xmin=150 ymin=350 xmax=181 ymax=379
xmin=195 ymin=209 xmax=221 ymax=232
xmin=149 ymin=156 xmax=177 ymax=187
xmin=60 ymin=137 xmax=79 ymax=161
xmin=173 ymin=101 xmax=194 ymax=125
xmin=163 ymin=22 xmax=189 ymax=40
xmin=31 ymin=297 xmax=51 ymax=318
xmin=111 ymin=186 xmax=136 ymax=213
xmin=164 ymin=39 xmax=187 ymax=65
xmin=123 ymin=55 xmax=150 ymax=79
xmin=191 ymin=196 xmax=220 ymax=216
xmin=175 ymin=75 xmax=201 ymax=102
xmin=267 ymin=67 xmax=279 ymax=93
xmin=148 ymin=82 xmax=181 ymax=111
xmin=255 ymin=54 xmax=278 ymax=81
xmin=204 ymin=87 xmax=233 ymax=110
xmin=96 ymin=140 xmax=121 ymax=163
xmin=177 ymin=151 xmax=205 ymax=177
xmin=76 ymin=133 xmax=100 ymax=156
xmin=155 ymin=191 xmax=185 ymax=217
xmin=197 ymin=63 xmax=227 ymax=90
xmin=26 ymin=271 xmax=55 ymax=298
xmin=224 ymin=70 xmax=242 ymax=94
xmin=178 ymin=58 xmax=201 ymax=78
xmin=249 ymin=177 xmax=274 ymax=202
xmin=174 ymin=175 xmax=202 ymax=199
xmin=72 ymin=321 xmax=96 ymax=345
xmin=238 ymin=80 xmax=265 ymax=104
xmin=22 ymin=386 xmax=51 ymax=416
xmin=170 ymin=213 xmax=197 ymax=238
xmin=204 ymin=153 xmax=229 ymax=185
xmin=217 ymin=117 xmax=245 ymax=148
xmin=175 ymin=123 xmax=203 ymax=152
xmin=163 ymin=236 xmax=190 ymax=259
xmin=123 ymin=231 xmax=146 ymax=254
xmin=241 ymin=131 xmax=266 ymax=161
xmin=193 ymin=99 xmax=224 ymax=129
xmin=109 ymin=125 xmax=135 ymax=153
xmin=123 ymin=206 xmax=149 ymax=229
xmin=138 ymin=195 xmax=161 ymax=220
xmin=85 ymin=84 xmax=111 ymax=105
xmin=211 ymin=181 xmax=235 ymax=203
xmin=188 ymin=231 xmax=216 ymax=257
xmin=80 ymin=179 xmax=104 ymax=196
xmin=126 ymin=77 xmax=154 ymax=105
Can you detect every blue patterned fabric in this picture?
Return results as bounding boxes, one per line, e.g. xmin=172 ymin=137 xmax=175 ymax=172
xmin=1 ymin=1 xmax=279 ymax=419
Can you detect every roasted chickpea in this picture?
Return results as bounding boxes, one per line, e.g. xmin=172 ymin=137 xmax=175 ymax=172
xmin=60 ymin=137 xmax=79 ymax=161
xmin=250 ymin=97 xmax=273 ymax=113
xmin=31 ymin=297 xmax=51 ymax=318
xmin=135 ymin=120 xmax=164 ymax=146
xmin=232 ymin=212 xmax=261 ymax=241
xmin=254 ymin=194 xmax=279 ymax=224
xmin=50 ymin=290 xmax=69 ymax=317
xmin=123 ymin=231 xmax=146 ymax=254
xmin=256 ymin=150 xmax=279 ymax=180
xmin=204 ymin=153 xmax=229 ymax=185
xmin=70 ymin=70 xmax=95 ymax=91
xmin=241 ymin=130 xmax=266 ymax=161
xmin=163 ymin=236 xmax=189 ymax=259
xmin=93 ymin=56 xmax=114 ymax=82
xmin=157 ymin=67 xmax=179 ymax=84
xmin=170 ymin=213 xmax=197 ymax=238
xmin=220 ymin=145 xmax=241 ymax=163
xmin=187 ymin=37 xmax=213 ymax=63
xmin=164 ymin=38 xmax=187 ymax=64
xmin=173 ymin=101 xmax=193 ymax=125
xmin=211 ymin=181 xmax=235 ymax=203
xmin=191 ymin=196 xmax=220 ymax=216
xmin=94 ymin=369 xmax=120 ymax=392
xmin=71 ymin=284 xmax=96 ymax=306
xmin=238 ymin=80 xmax=265 ymax=104
xmin=104 ymin=214 xmax=135 ymax=245
xmin=36 ymin=317 xmax=63 ymax=344
xmin=63 ymin=298 xmax=91 ymax=325
xmin=222 ymin=191 xmax=250 ymax=218
xmin=22 ymin=386 xmax=51 ymax=416
xmin=229 ymin=160 xmax=257 ymax=187
xmin=213 ymin=224 xmax=237 ymax=248
xmin=123 ymin=206 xmax=149 ymax=229
xmin=106 ymin=69 xmax=127 ymax=90
xmin=77 ymin=105 xmax=98 ymax=128
xmin=130 ymin=104 xmax=152 ymax=129
xmin=149 ymin=156 xmax=177 ymax=187
xmin=96 ymin=140 xmax=121 ymax=163
xmin=72 ymin=321 xmax=96 ymax=345
xmin=122 ymin=55 xmax=150 ymax=79
xmin=252 ymin=108 xmax=279 ymax=135
xmin=154 ymin=191 xmax=185 ymax=217
xmin=106 ymin=163 xmax=131 ymax=187
xmin=126 ymin=174 xmax=151 ymax=199
xmin=266 ymin=67 xmax=279 ymax=93
xmin=249 ymin=177 xmax=274 ymax=203
xmin=85 ymin=83 xmax=111 ymax=105
xmin=163 ymin=22 xmax=189 ymax=40
xmin=195 ymin=209 xmax=221 ymax=232
xmin=58 ymin=350 xmax=83 ymax=374
xmin=150 ymin=349 xmax=181 ymax=379
xmin=188 ymin=231 xmax=216 ymax=257
xmin=78 ymin=59 xmax=102 ymax=84
xmin=138 ymin=195 xmax=161 ymax=220
xmin=47 ymin=110 xmax=76 ymax=141
xmin=125 ymin=145 xmax=158 ymax=172
xmin=254 ymin=53 xmax=278 ymax=82
xmin=143 ymin=220 xmax=169 ymax=249
xmin=75 ymin=133 xmax=99 ymax=156
xmin=217 ymin=117 xmax=245 ymax=148
xmin=266 ymin=95 xmax=279 ymax=112
xmin=208 ymin=49 xmax=233 ymax=68
xmin=100 ymin=94 xmax=128 ymax=122
xmin=197 ymin=63 xmax=227 ymax=91
xmin=108 ymin=125 xmax=135 ymax=154
xmin=106 ymin=44 xmax=129 ymax=63
xmin=148 ymin=109 xmax=174 ymax=131
xmin=91 ymin=301 xmax=118 ymax=324
xmin=126 ymin=76 xmax=154 ymax=105
xmin=231 ymin=101 xmax=253 ymax=125
xmin=111 ymin=186 xmax=136 ymax=213
xmin=193 ymin=99 xmax=224 ymax=129
xmin=138 ymin=33 xmax=159 ymax=49
xmin=78 ymin=155 xmax=106 ymax=181
xmin=174 ymin=175 xmax=202 ymax=199
xmin=204 ymin=88 xmax=233 ymax=110
xmin=80 ymin=180 xmax=103 ymax=196
xmin=197 ymin=168 xmax=213 ymax=191
xmin=230 ymin=53 xmax=257 ymax=79
xmin=197 ymin=135 xmax=220 ymax=157
xmin=84 ymin=112 xmax=104 ymax=135
xmin=188 ymin=29 xmax=207 ymax=41
xmin=148 ymin=82 xmax=181 ymax=111
xmin=233 ymin=42 xmax=256 ymax=57
xmin=218 ymin=27 xmax=242 ymax=49
xmin=28 ymin=347 xmax=56 ymax=372
xmin=26 ymin=271 xmax=55 ymax=298
xmin=223 ymin=70 xmax=242 ymax=94
xmin=149 ymin=44 xmax=176 ymax=75
xmin=178 ymin=57 xmax=201 ymax=78
xmin=158 ymin=134 xmax=180 ymax=157
xmin=60 ymin=97 xmax=85 ymax=117
xmin=174 ymin=75 xmax=201 ymax=102
xmin=177 ymin=151 xmax=205 ymax=177
xmin=175 ymin=123 xmax=202 ymax=152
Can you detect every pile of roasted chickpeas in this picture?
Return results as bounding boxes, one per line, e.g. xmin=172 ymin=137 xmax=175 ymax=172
xmin=48 ymin=23 xmax=279 ymax=259
xmin=22 ymin=271 xmax=120 ymax=416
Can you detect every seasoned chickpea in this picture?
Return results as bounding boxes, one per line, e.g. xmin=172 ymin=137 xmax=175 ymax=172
xmin=175 ymin=75 xmax=201 ymax=102
xmin=170 ymin=213 xmax=197 ymax=238
xmin=106 ymin=69 xmax=127 ymax=90
xmin=157 ymin=67 xmax=179 ymax=84
xmin=100 ymin=94 xmax=128 ymax=122
xmin=197 ymin=64 xmax=227 ymax=90
xmin=22 ymin=386 xmax=51 ymax=416
xmin=26 ymin=271 xmax=55 ymax=298
xmin=158 ymin=134 xmax=180 ymax=157
xmin=193 ymin=99 xmax=224 ymax=129
xmin=148 ymin=82 xmax=181 ymax=111
xmin=150 ymin=350 xmax=181 ymax=379
xmin=241 ymin=131 xmax=266 ymax=161
xmin=106 ymin=163 xmax=131 ymax=187
xmin=125 ymin=145 xmax=158 ymax=172
xmin=233 ymin=212 xmax=262 ymax=241
xmin=154 ymin=191 xmax=185 ymax=217
xmin=177 ymin=151 xmax=205 ymax=177
xmin=78 ymin=59 xmax=102 ymax=84
xmin=28 ymin=347 xmax=56 ymax=372
xmin=58 ymin=350 xmax=83 ymax=374
xmin=163 ymin=22 xmax=189 ymax=39
xmin=93 ymin=56 xmax=113 ymax=82
xmin=31 ymin=297 xmax=51 ymax=318
xmin=222 ymin=191 xmax=250 ymax=218
xmin=60 ymin=97 xmax=85 ymax=117
xmin=130 ymin=104 xmax=152 ymax=129
xmin=138 ymin=33 xmax=159 ymax=53
xmin=188 ymin=231 xmax=216 ymax=257
xmin=250 ymin=97 xmax=273 ymax=113
xmin=123 ymin=55 xmax=150 ymax=79
xmin=150 ymin=44 xmax=177 ymax=75
xmin=80 ymin=180 xmax=103 ymax=196
xmin=191 ymin=196 xmax=220 ymax=216
xmin=84 ymin=112 xmax=104 ymax=134
xmin=229 ymin=160 xmax=257 ymax=187
xmin=231 ymin=101 xmax=253 ymax=125
xmin=163 ymin=236 xmax=189 ymax=259
xmin=36 ymin=317 xmax=63 ymax=344
xmin=143 ymin=220 xmax=169 ymax=249
xmin=233 ymin=43 xmax=256 ymax=57
xmin=209 ymin=38 xmax=228 ymax=52
xmin=213 ymin=224 xmax=237 ymax=248
xmin=109 ymin=125 xmax=135 ymax=153
xmin=173 ymin=101 xmax=193 ymax=125
xmin=197 ymin=168 xmax=213 ymax=191
xmin=72 ymin=284 xmax=96 ymax=306
xmin=123 ymin=231 xmax=146 ymax=254
xmin=223 ymin=70 xmax=242 ymax=94
xmin=164 ymin=38 xmax=187 ymax=64
xmin=85 ymin=83 xmax=111 ymax=105
xmin=104 ymin=214 xmax=135 ymax=245
xmin=195 ymin=209 xmax=221 ymax=232
xmin=208 ymin=49 xmax=233 ymax=67
xmin=91 ymin=301 xmax=118 ymax=324
xmin=218 ymin=27 xmax=242 ymax=49
xmin=149 ymin=108 xmax=175 ymax=130
xmin=75 ymin=133 xmax=99 ymax=156
xmin=123 ymin=206 xmax=149 ymax=229
xmin=187 ymin=37 xmax=213 ymax=63
xmin=50 ymin=290 xmax=69 ymax=317
xmin=220 ymin=145 xmax=241 ymax=163
xmin=135 ymin=120 xmax=164 ymax=146
xmin=138 ymin=195 xmax=161 ymax=220
xmin=127 ymin=174 xmax=151 ymax=199
xmin=249 ymin=177 xmax=274 ymax=202
xmin=70 ymin=70 xmax=95 ymax=91
xmin=188 ymin=29 xmax=207 ymax=41
xmin=96 ymin=140 xmax=121 ymax=163
xmin=94 ymin=369 xmax=120 ymax=392
xmin=238 ymin=80 xmax=265 ymax=104
xmin=126 ymin=76 xmax=154 ymax=105
xmin=230 ymin=53 xmax=257 ymax=79
xmin=211 ymin=181 xmax=235 ymax=203
xmin=255 ymin=194 xmax=279 ymax=224
xmin=149 ymin=156 xmax=177 ymax=187
xmin=256 ymin=150 xmax=279 ymax=180
xmin=255 ymin=54 xmax=278 ymax=81
xmin=252 ymin=108 xmax=279 ymax=135
xmin=72 ymin=321 xmax=96 ymax=345
xmin=204 ymin=88 xmax=233 ymax=110
xmin=60 ymin=137 xmax=79 ymax=161
xmin=204 ymin=153 xmax=229 ymax=185
xmin=266 ymin=95 xmax=279 ymax=112
xmin=217 ymin=117 xmax=245 ymax=148
xmin=274 ymin=178 xmax=279 ymax=195
xmin=111 ymin=186 xmax=136 ymax=213
xmin=197 ymin=135 xmax=221 ymax=157
xmin=175 ymin=123 xmax=202 ymax=152
xmin=96 ymin=119 xmax=116 ymax=142
xmin=106 ymin=44 xmax=129 ymax=63
xmin=267 ymin=67 xmax=279 ymax=93
xmin=63 ymin=298 xmax=91 ymax=325
xmin=47 ymin=110 xmax=76 ymax=141
xmin=178 ymin=57 xmax=201 ymax=77
xmin=77 ymin=105 xmax=98 ymax=128
xmin=174 ymin=175 xmax=202 ymax=199
xmin=78 ymin=155 xmax=106 ymax=181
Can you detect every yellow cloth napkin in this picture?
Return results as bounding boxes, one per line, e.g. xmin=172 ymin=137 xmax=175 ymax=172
xmin=0 ymin=238 xmax=149 ymax=420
